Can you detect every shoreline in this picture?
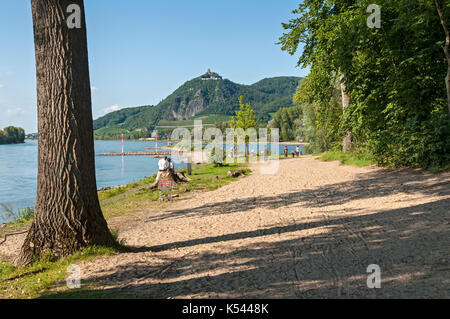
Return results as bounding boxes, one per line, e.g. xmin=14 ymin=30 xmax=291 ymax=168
xmin=0 ymin=141 xmax=26 ymax=145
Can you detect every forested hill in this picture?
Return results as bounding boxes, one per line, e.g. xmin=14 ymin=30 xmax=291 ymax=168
xmin=93 ymin=72 xmax=302 ymax=138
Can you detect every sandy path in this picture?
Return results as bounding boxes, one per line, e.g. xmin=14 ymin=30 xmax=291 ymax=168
xmin=2 ymin=156 xmax=449 ymax=298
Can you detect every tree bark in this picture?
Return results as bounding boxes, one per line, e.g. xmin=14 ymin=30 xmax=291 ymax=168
xmin=15 ymin=0 xmax=115 ymax=266
xmin=435 ymin=0 xmax=450 ymax=116
xmin=340 ymin=73 xmax=352 ymax=152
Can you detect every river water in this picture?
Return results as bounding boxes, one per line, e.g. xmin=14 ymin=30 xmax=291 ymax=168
xmin=0 ymin=140 xmax=301 ymax=224
xmin=0 ymin=140 xmax=179 ymax=224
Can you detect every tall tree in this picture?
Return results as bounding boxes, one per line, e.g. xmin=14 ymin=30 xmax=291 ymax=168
xmin=339 ymin=74 xmax=352 ymax=152
xmin=230 ymin=96 xmax=258 ymax=131
xmin=435 ymin=0 xmax=450 ymax=115
xmin=230 ymin=96 xmax=257 ymax=157
xmin=15 ymin=0 xmax=115 ymax=266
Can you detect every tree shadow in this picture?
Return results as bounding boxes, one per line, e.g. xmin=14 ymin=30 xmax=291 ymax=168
xmin=147 ymin=169 xmax=450 ymax=222
xmin=44 ymin=198 xmax=450 ymax=299
xmin=141 ymin=199 xmax=450 ymax=253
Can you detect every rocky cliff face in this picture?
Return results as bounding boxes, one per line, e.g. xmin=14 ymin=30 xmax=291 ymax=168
xmin=169 ymin=89 xmax=207 ymax=120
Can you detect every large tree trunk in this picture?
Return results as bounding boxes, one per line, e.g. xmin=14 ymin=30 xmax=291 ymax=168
xmin=435 ymin=0 xmax=450 ymax=116
xmin=15 ymin=0 xmax=115 ymax=266
xmin=340 ymin=73 xmax=352 ymax=152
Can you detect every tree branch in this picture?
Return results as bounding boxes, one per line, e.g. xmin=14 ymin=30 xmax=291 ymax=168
xmin=435 ymin=0 xmax=450 ymax=59
xmin=0 ymin=230 xmax=28 ymax=246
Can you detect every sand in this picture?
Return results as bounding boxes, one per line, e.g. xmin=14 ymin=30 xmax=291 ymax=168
xmin=1 ymin=156 xmax=449 ymax=298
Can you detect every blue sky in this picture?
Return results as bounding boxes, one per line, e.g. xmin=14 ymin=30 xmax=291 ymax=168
xmin=0 ymin=0 xmax=307 ymax=133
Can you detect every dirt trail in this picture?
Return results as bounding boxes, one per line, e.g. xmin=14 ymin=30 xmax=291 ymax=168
xmin=2 ymin=156 xmax=449 ymax=298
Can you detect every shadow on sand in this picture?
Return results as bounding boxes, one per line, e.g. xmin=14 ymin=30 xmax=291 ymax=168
xmin=43 ymin=169 xmax=449 ymax=298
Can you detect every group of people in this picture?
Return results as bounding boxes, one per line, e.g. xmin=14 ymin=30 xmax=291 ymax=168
xmin=158 ymin=156 xmax=175 ymax=173
xmin=228 ymin=145 xmax=304 ymax=159
xmin=284 ymin=145 xmax=304 ymax=158
xmin=229 ymin=146 xmax=260 ymax=158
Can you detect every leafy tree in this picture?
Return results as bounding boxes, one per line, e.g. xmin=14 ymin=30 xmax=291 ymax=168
xmin=0 ymin=130 xmax=5 ymax=144
xmin=434 ymin=0 xmax=450 ymax=116
xmin=293 ymin=74 xmax=344 ymax=152
xmin=270 ymin=105 xmax=303 ymax=141
xmin=0 ymin=126 xmax=25 ymax=144
xmin=231 ymin=96 xmax=258 ymax=131
xmin=230 ymin=96 xmax=258 ymax=157
xmin=279 ymin=0 xmax=450 ymax=168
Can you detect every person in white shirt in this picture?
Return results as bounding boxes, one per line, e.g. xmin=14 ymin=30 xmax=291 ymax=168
xmin=158 ymin=156 xmax=169 ymax=172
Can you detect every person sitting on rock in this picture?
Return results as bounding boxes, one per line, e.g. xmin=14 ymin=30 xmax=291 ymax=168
xmin=158 ymin=156 xmax=169 ymax=172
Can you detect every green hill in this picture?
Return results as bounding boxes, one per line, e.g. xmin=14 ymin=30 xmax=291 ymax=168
xmin=93 ymin=71 xmax=302 ymax=139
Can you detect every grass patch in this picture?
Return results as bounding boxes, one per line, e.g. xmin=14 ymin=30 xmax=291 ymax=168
xmin=0 ymin=204 xmax=35 ymax=226
xmin=99 ymin=162 xmax=250 ymax=219
xmin=185 ymin=162 xmax=251 ymax=191
xmin=0 ymin=245 xmax=120 ymax=299
xmin=320 ymin=150 xmax=375 ymax=167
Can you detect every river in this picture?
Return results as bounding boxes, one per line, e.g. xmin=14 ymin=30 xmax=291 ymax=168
xmin=0 ymin=140 xmax=179 ymax=224
xmin=0 ymin=140 xmax=302 ymax=224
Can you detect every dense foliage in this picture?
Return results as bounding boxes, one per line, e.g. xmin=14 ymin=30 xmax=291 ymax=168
xmin=93 ymin=72 xmax=302 ymax=139
xmin=0 ymin=126 xmax=25 ymax=144
xmin=294 ymin=77 xmax=344 ymax=151
xmin=270 ymin=104 xmax=303 ymax=141
xmin=279 ymin=0 xmax=450 ymax=168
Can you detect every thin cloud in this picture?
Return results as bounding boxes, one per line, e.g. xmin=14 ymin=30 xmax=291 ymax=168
xmin=101 ymin=104 xmax=121 ymax=115
xmin=6 ymin=107 xmax=26 ymax=117
xmin=0 ymin=84 xmax=4 ymax=89
xmin=91 ymin=86 xmax=99 ymax=92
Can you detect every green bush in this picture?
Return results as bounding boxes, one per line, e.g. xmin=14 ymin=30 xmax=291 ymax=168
xmin=0 ymin=204 xmax=35 ymax=224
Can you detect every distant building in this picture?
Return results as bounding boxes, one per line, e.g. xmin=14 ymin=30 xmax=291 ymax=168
xmin=201 ymin=69 xmax=221 ymax=81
